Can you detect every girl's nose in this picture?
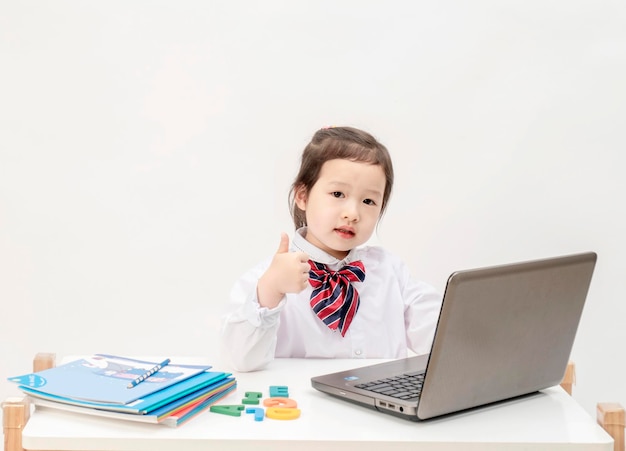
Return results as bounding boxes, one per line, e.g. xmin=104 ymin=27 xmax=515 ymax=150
xmin=342 ymin=203 xmax=360 ymax=222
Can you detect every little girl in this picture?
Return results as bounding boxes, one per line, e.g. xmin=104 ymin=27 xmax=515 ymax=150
xmin=220 ymin=126 xmax=442 ymax=372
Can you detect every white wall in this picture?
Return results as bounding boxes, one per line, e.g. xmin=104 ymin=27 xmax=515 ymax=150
xmin=1 ymin=0 xmax=625 ymax=422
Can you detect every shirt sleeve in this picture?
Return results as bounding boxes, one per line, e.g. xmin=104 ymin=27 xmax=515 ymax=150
xmin=219 ymin=258 xmax=286 ymax=372
xmin=398 ymin=261 xmax=443 ymax=356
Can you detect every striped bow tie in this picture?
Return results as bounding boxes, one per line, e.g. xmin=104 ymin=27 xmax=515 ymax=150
xmin=308 ymin=260 xmax=366 ymax=336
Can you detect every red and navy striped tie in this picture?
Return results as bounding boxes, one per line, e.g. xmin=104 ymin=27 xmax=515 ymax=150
xmin=308 ymin=260 xmax=366 ymax=336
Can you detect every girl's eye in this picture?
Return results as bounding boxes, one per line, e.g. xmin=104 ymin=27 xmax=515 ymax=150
xmin=363 ymin=198 xmax=377 ymax=206
xmin=332 ymin=191 xmax=344 ymax=198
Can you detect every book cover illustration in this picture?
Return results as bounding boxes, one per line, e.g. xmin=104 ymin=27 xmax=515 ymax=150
xmin=8 ymin=354 xmax=211 ymax=405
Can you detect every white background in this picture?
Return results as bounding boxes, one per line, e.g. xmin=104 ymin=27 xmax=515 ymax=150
xmin=1 ymin=0 xmax=625 ymax=424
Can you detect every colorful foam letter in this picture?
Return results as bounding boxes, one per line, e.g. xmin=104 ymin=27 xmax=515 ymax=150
xmin=266 ymin=407 xmax=301 ymax=420
xmin=242 ymin=391 xmax=263 ymax=405
xmin=210 ymin=405 xmax=245 ymax=417
xmin=246 ymin=407 xmax=265 ymax=421
xmin=263 ymin=397 xmax=297 ymax=408
xmin=269 ymin=385 xmax=289 ymax=397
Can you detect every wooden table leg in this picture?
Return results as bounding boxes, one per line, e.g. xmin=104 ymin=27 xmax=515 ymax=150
xmin=560 ymin=361 xmax=576 ymax=395
xmin=3 ymin=397 xmax=30 ymax=451
xmin=597 ymin=402 xmax=625 ymax=451
xmin=32 ymin=353 xmax=56 ymax=373
xmin=3 ymin=353 xmax=56 ymax=451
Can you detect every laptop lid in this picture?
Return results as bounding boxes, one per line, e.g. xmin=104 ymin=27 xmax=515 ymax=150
xmin=311 ymin=251 xmax=597 ymax=421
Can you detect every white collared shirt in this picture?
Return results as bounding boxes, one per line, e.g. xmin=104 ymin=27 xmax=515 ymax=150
xmin=220 ymin=228 xmax=442 ymax=372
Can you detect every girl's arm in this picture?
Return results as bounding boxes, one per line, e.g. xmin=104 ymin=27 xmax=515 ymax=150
xmin=399 ymin=263 xmax=443 ymax=356
xmin=219 ymin=261 xmax=285 ymax=372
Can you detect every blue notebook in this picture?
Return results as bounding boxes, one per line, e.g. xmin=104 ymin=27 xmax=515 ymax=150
xmin=18 ymin=370 xmax=232 ymax=413
xmin=28 ymin=378 xmax=237 ymax=426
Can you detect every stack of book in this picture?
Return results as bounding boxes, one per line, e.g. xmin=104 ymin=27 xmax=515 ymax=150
xmin=8 ymin=354 xmax=236 ymax=427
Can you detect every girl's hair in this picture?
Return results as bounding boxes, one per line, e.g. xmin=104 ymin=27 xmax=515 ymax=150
xmin=288 ymin=126 xmax=394 ymax=229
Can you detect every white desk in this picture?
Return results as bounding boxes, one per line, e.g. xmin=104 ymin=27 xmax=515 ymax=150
xmin=19 ymin=358 xmax=613 ymax=451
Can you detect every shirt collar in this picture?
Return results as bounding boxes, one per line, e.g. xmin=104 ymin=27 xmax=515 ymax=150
xmin=292 ymin=227 xmax=359 ymax=268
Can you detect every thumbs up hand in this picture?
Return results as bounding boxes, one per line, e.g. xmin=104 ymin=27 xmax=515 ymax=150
xmin=257 ymin=233 xmax=311 ymax=309
xmin=274 ymin=232 xmax=291 ymax=254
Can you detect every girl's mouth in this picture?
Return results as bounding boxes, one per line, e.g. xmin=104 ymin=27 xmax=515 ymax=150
xmin=335 ymin=228 xmax=355 ymax=238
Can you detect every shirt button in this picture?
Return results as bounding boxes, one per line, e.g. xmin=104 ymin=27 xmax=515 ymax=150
xmin=354 ymin=349 xmax=362 ymax=356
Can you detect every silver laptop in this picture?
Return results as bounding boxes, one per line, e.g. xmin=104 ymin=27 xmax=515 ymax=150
xmin=311 ymin=252 xmax=597 ymax=421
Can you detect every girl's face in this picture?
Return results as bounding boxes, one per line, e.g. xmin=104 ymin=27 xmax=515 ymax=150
xmin=295 ymin=158 xmax=386 ymax=260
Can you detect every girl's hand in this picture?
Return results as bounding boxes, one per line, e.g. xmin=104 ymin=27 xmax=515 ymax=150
xmin=257 ymin=233 xmax=310 ymax=308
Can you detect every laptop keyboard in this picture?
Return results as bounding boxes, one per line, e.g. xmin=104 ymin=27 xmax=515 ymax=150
xmin=354 ymin=371 xmax=425 ymax=400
